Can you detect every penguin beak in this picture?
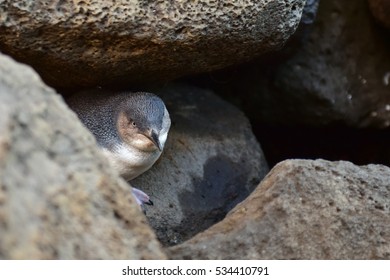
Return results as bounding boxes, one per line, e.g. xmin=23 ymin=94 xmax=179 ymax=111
xmin=144 ymin=129 xmax=162 ymax=151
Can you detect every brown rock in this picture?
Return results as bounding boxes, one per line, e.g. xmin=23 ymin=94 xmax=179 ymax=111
xmin=0 ymin=0 xmax=306 ymax=88
xmin=368 ymin=0 xmax=390 ymax=29
xmin=0 ymin=53 xmax=166 ymax=259
xmin=169 ymin=159 xmax=390 ymax=259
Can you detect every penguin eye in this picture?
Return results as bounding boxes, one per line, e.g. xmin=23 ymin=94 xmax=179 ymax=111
xmin=131 ymin=121 xmax=136 ymax=127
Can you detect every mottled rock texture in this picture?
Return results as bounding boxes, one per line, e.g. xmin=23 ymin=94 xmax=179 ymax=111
xmin=169 ymin=159 xmax=390 ymax=259
xmin=202 ymin=0 xmax=390 ymax=128
xmin=269 ymin=0 xmax=390 ymax=127
xmin=369 ymin=0 xmax=390 ymax=29
xmin=300 ymin=0 xmax=319 ymax=24
xmin=130 ymin=84 xmax=269 ymax=246
xmin=0 ymin=53 xmax=166 ymax=259
xmin=0 ymin=0 xmax=305 ymax=88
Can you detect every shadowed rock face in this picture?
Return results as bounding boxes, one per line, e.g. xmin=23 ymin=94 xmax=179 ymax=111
xmin=0 ymin=0 xmax=305 ymax=88
xmin=270 ymin=0 xmax=390 ymax=128
xmin=169 ymin=159 xmax=390 ymax=260
xmin=132 ymin=84 xmax=269 ymax=246
xmin=193 ymin=0 xmax=390 ymax=128
xmin=368 ymin=0 xmax=390 ymax=29
xmin=0 ymin=53 xmax=166 ymax=259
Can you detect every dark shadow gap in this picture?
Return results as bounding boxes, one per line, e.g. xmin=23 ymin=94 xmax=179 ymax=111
xmin=252 ymin=123 xmax=390 ymax=168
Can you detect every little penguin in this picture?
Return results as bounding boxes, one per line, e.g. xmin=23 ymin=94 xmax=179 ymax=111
xmin=67 ymin=89 xmax=171 ymax=206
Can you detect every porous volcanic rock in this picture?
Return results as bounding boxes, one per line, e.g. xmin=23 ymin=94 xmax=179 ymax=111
xmin=169 ymin=159 xmax=390 ymax=259
xmin=0 ymin=0 xmax=305 ymax=88
xmin=0 ymin=53 xmax=166 ymax=259
xmin=201 ymin=0 xmax=390 ymax=128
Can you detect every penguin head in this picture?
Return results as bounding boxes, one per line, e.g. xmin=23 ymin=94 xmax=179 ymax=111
xmin=117 ymin=92 xmax=171 ymax=153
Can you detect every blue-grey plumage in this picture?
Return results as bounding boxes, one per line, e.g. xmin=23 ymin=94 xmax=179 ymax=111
xmin=67 ymin=89 xmax=171 ymax=206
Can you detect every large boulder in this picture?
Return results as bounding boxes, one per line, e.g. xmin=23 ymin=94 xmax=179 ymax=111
xmin=0 ymin=53 xmax=166 ymax=259
xmin=270 ymin=0 xmax=390 ymax=127
xmin=131 ymin=84 xmax=269 ymax=246
xmin=0 ymin=0 xmax=306 ymax=88
xmin=203 ymin=0 xmax=390 ymax=128
xmin=169 ymin=159 xmax=390 ymax=259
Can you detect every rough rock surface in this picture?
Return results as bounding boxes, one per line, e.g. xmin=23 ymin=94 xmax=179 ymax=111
xmin=368 ymin=0 xmax=390 ymax=29
xmin=204 ymin=0 xmax=390 ymax=128
xmin=130 ymin=84 xmax=269 ymax=246
xmin=0 ymin=53 xmax=166 ymax=259
xmin=169 ymin=159 xmax=390 ymax=259
xmin=300 ymin=0 xmax=319 ymax=24
xmin=270 ymin=0 xmax=390 ymax=127
xmin=0 ymin=0 xmax=305 ymax=88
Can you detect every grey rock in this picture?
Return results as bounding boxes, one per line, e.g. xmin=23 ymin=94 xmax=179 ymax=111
xmin=0 ymin=53 xmax=166 ymax=259
xmin=300 ymin=0 xmax=319 ymax=24
xmin=131 ymin=84 xmax=269 ymax=246
xmin=0 ymin=0 xmax=305 ymax=88
xmin=210 ymin=0 xmax=390 ymax=128
xmin=169 ymin=159 xmax=390 ymax=259
xmin=368 ymin=0 xmax=390 ymax=29
xmin=271 ymin=0 xmax=390 ymax=127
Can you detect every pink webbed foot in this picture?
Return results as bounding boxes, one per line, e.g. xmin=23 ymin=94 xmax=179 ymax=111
xmin=132 ymin=187 xmax=153 ymax=206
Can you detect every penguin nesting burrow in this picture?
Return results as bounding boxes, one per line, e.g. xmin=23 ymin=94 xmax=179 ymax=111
xmin=67 ymin=90 xmax=171 ymax=206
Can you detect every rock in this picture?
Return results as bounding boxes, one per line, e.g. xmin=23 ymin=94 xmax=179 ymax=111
xmin=130 ymin=84 xmax=269 ymax=246
xmin=0 ymin=0 xmax=306 ymax=88
xmin=300 ymin=0 xmax=320 ymax=25
xmin=168 ymin=159 xmax=390 ymax=259
xmin=201 ymin=0 xmax=390 ymax=128
xmin=270 ymin=0 xmax=390 ymax=128
xmin=0 ymin=53 xmax=166 ymax=259
xmin=368 ymin=0 xmax=390 ymax=29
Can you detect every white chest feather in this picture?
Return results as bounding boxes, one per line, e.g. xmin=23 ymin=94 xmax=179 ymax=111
xmin=102 ymin=144 xmax=161 ymax=181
